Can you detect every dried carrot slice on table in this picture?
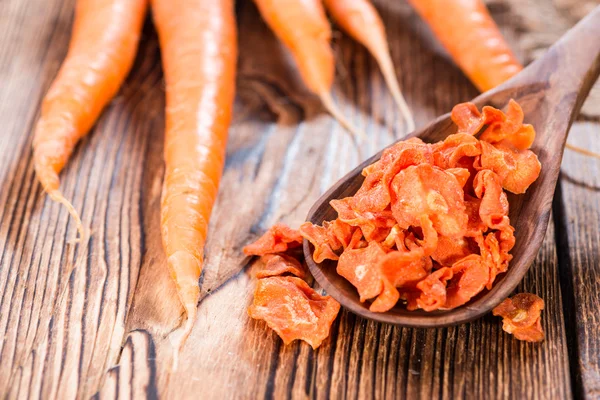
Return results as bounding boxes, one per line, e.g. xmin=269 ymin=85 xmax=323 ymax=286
xmin=248 ymin=276 xmax=340 ymax=349
xmin=493 ymin=293 xmax=545 ymax=342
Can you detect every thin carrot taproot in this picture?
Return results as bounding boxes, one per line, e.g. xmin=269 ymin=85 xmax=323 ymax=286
xmin=32 ymin=0 xmax=148 ymax=238
xmin=151 ymin=0 xmax=237 ymax=356
xmin=407 ymin=0 xmax=522 ymax=92
xmin=323 ymin=0 xmax=415 ymax=132
xmin=252 ymin=0 xmax=365 ymax=140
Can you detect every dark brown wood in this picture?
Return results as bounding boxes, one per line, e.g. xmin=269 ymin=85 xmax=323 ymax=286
xmin=0 ymin=0 xmax=595 ymax=398
xmin=305 ymin=6 xmax=600 ymax=328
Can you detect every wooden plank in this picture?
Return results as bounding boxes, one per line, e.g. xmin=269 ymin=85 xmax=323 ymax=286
xmin=0 ymin=0 xmax=589 ymax=398
xmin=555 ymin=121 xmax=600 ymax=398
xmin=0 ymin=0 xmax=161 ymax=398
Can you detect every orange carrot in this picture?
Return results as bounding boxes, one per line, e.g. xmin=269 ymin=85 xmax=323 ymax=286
xmin=151 ymin=0 xmax=237 ymax=354
xmin=407 ymin=0 xmax=522 ymax=92
xmin=323 ymin=0 xmax=415 ymax=132
xmin=252 ymin=0 xmax=365 ymax=139
xmin=32 ymin=0 xmax=148 ymax=238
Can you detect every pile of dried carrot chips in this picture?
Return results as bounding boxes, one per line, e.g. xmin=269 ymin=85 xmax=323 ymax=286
xmin=245 ymin=100 xmax=542 ymax=347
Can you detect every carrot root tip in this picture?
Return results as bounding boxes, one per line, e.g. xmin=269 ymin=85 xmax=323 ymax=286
xmin=376 ymin=54 xmax=415 ymax=133
xmin=48 ymin=190 xmax=89 ymax=242
xmin=319 ymin=92 xmax=367 ymax=141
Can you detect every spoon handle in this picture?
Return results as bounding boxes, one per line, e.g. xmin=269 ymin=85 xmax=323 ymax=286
xmin=478 ymin=6 xmax=600 ymax=135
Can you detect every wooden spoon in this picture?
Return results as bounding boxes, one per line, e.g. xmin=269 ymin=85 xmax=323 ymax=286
xmin=304 ymin=7 xmax=600 ymax=327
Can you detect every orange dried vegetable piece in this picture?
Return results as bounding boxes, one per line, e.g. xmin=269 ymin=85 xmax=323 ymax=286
xmin=391 ymin=164 xmax=467 ymax=238
xmin=474 ymin=170 xmax=509 ymax=230
xmin=362 ymin=137 xmax=432 ymax=177
xmin=445 ymin=254 xmax=489 ymax=309
xmin=452 ymin=100 xmax=535 ymax=150
xmin=243 ymin=223 xmax=303 ymax=256
xmin=411 ymin=267 xmax=453 ymax=311
xmin=478 ymin=140 xmax=541 ymax=194
xmin=464 ymin=195 xmax=487 ymax=236
xmin=492 ymin=293 xmax=544 ymax=342
xmin=432 ymin=133 xmax=481 ymax=169
xmin=479 ymin=100 xmax=535 ymax=150
xmin=300 ymin=222 xmax=340 ymax=262
xmin=431 ymin=235 xmax=474 ymax=267
xmin=379 ymin=249 xmax=432 ymax=288
xmin=248 ymin=276 xmax=340 ymax=349
xmin=256 ymin=254 xmax=307 ymax=279
xmin=446 ymin=168 xmax=471 ymax=188
xmin=330 ymin=198 xmax=395 ymax=242
xmin=326 ymin=219 xmax=355 ymax=249
xmin=336 ymin=241 xmax=387 ymax=302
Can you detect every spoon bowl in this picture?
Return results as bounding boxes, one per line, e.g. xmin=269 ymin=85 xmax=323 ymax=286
xmin=304 ymin=7 xmax=600 ymax=327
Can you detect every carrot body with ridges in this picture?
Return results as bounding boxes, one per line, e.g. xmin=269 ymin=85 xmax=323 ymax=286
xmin=151 ymin=0 xmax=237 ymax=350
xmin=407 ymin=0 xmax=522 ymax=92
xmin=323 ymin=0 xmax=415 ymax=132
xmin=33 ymin=0 xmax=148 ymax=236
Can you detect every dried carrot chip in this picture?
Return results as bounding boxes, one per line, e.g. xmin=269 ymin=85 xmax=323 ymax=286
xmin=413 ymin=267 xmax=454 ymax=311
xmin=479 ymin=140 xmax=541 ymax=194
xmin=452 ymin=100 xmax=535 ymax=150
xmin=391 ymin=164 xmax=467 ymax=237
xmin=300 ymin=222 xmax=340 ymax=263
xmin=445 ymin=255 xmax=489 ymax=309
xmin=248 ymin=276 xmax=341 ymax=349
xmin=244 ymin=223 xmax=303 ymax=256
xmin=479 ymin=100 xmax=535 ymax=150
xmin=432 ymin=133 xmax=481 ymax=169
xmin=369 ymin=278 xmax=400 ymax=313
xmin=379 ymin=250 xmax=432 ymax=288
xmin=362 ymin=137 xmax=432 ymax=177
xmin=256 ymin=254 xmax=307 ymax=279
xmin=336 ymin=241 xmax=387 ymax=302
xmin=474 ymin=170 xmax=510 ymax=230
xmin=492 ymin=293 xmax=545 ymax=342
xmin=446 ymin=168 xmax=471 ymax=188
xmin=331 ymin=198 xmax=395 ymax=242
xmin=431 ymin=235 xmax=474 ymax=267
xmin=451 ymin=102 xmax=485 ymax=135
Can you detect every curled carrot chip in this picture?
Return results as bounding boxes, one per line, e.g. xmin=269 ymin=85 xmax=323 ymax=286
xmin=248 ymin=276 xmax=341 ymax=349
xmin=336 ymin=241 xmax=387 ymax=302
xmin=331 ymin=198 xmax=395 ymax=242
xmin=446 ymin=168 xmax=471 ymax=188
xmin=256 ymin=254 xmax=307 ymax=279
xmin=479 ymin=100 xmax=535 ymax=150
xmin=445 ymin=254 xmax=489 ymax=309
xmin=300 ymin=222 xmax=339 ymax=263
xmin=362 ymin=137 xmax=432 ymax=177
xmin=492 ymin=293 xmax=545 ymax=342
xmin=369 ymin=279 xmax=400 ymax=312
xmin=412 ymin=267 xmax=453 ymax=311
xmin=451 ymin=102 xmax=485 ymax=135
xmin=391 ymin=164 xmax=467 ymax=237
xmin=431 ymin=235 xmax=475 ymax=267
xmin=379 ymin=249 xmax=432 ymax=288
xmin=474 ymin=170 xmax=509 ymax=230
xmin=452 ymin=100 xmax=535 ymax=150
xmin=244 ymin=223 xmax=303 ymax=256
xmin=325 ymin=219 xmax=355 ymax=249
xmin=464 ymin=195 xmax=487 ymax=236
xmin=432 ymin=133 xmax=481 ymax=169
xmin=479 ymin=140 xmax=541 ymax=194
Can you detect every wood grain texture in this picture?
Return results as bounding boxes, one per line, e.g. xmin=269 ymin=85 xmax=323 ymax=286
xmin=0 ymin=0 xmax=597 ymax=398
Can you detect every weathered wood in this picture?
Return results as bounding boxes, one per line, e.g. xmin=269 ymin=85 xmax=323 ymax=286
xmin=555 ymin=121 xmax=600 ymax=398
xmin=0 ymin=0 xmax=596 ymax=398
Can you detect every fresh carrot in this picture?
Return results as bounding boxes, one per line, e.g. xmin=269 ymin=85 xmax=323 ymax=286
xmin=252 ymin=0 xmax=365 ymax=139
xmin=32 ymin=0 xmax=148 ymax=238
xmin=407 ymin=0 xmax=522 ymax=92
xmin=323 ymin=0 xmax=415 ymax=132
xmin=151 ymin=0 xmax=237 ymax=355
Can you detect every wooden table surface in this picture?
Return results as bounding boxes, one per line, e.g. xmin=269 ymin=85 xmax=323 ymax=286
xmin=1 ymin=0 xmax=599 ymax=398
